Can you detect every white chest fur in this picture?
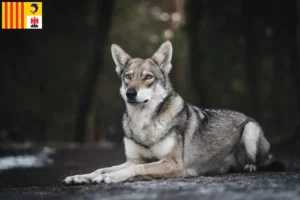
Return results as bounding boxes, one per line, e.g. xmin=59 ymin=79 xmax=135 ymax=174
xmin=126 ymin=100 xmax=172 ymax=144
xmin=124 ymin=134 xmax=176 ymax=160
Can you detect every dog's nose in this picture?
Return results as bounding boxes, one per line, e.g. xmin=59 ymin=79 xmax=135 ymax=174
xmin=126 ymin=88 xmax=137 ymax=99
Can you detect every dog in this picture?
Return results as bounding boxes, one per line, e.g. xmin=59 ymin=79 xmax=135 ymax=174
xmin=63 ymin=40 xmax=275 ymax=184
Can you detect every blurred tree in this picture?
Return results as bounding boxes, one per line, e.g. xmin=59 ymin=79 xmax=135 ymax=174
xmin=242 ymin=0 xmax=261 ymax=121
xmin=0 ymin=31 xmax=30 ymax=141
xmin=286 ymin=0 xmax=300 ymax=138
xmin=75 ymin=0 xmax=115 ymax=143
xmin=185 ymin=0 xmax=207 ymax=107
xmin=271 ymin=0 xmax=286 ymax=135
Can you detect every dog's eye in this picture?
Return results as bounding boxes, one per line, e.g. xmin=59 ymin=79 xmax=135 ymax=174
xmin=125 ymin=74 xmax=131 ymax=80
xmin=145 ymin=75 xmax=153 ymax=80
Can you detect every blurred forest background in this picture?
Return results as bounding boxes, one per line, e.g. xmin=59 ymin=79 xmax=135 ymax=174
xmin=0 ymin=0 xmax=299 ymax=147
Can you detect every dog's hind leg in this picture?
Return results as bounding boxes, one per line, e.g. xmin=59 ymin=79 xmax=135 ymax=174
xmin=240 ymin=121 xmax=267 ymax=172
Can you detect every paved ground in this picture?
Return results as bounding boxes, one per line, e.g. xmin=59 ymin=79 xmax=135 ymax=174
xmin=1 ymin=172 xmax=300 ymax=200
xmin=0 ymin=143 xmax=300 ymax=200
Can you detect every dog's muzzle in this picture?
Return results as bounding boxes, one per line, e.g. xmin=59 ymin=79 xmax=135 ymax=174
xmin=126 ymin=88 xmax=137 ymax=100
xmin=126 ymin=88 xmax=148 ymax=104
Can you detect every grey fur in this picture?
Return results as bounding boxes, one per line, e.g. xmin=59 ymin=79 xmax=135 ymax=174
xmin=118 ymin=41 xmax=271 ymax=176
xmin=63 ymin=41 xmax=272 ymax=185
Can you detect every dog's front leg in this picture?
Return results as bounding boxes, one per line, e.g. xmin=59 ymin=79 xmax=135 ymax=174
xmin=94 ymin=159 xmax=184 ymax=183
xmin=93 ymin=148 xmax=184 ymax=183
xmin=63 ymin=161 xmax=139 ymax=185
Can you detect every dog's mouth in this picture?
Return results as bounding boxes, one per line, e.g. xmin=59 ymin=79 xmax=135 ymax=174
xmin=127 ymin=99 xmax=149 ymax=104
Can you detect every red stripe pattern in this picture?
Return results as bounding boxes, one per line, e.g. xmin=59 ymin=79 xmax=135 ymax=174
xmin=21 ymin=2 xmax=24 ymax=28
xmin=4 ymin=2 xmax=8 ymax=29
xmin=10 ymin=2 xmax=13 ymax=29
xmin=16 ymin=2 xmax=18 ymax=28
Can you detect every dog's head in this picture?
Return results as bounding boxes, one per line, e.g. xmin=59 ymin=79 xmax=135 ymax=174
xmin=111 ymin=41 xmax=173 ymax=105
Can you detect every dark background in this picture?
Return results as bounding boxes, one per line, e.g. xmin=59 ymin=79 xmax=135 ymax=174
xmin=0 ymin=0 xmax=300 ymax=161
xmin=0 ymin=1 xmax=300 ymax=199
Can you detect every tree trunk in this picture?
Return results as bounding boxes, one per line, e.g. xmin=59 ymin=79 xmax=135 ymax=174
xmin=271 ymin=0 xmax=290 ymax=135
xmin=242 ymin=0 xmax=261 ymax=121
xmin=286 ymin=0 xmax=300 ymax=138
xmin=185 ymin=0 xmax=207 ymax=106
xmin=74 ymin=0 xmax=115 ymax=143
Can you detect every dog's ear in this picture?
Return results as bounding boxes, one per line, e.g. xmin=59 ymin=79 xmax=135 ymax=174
xmin=151 ymin=40 xmax=173 ymax=74
xmin=111 ymin=44 xmax=131 ymax=75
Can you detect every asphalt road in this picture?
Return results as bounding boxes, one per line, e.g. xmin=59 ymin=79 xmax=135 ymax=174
xmin=0 ymin=143 xmax=300 ymax=200
xmin=1 ymin=172 xmax=300 ymax=200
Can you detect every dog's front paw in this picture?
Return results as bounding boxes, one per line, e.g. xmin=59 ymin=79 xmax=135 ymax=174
xmin=244 ymin=164 xmax=257 ymax=172
xmin=92 ymin=175 xmax=104 ymax=184
xmin=92 ymin=173 xmax=129 ymax=184
xmin=63 ymin=174 xmax=92 ymax=185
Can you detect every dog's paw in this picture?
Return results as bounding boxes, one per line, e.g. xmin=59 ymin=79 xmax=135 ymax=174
xmin=92 ymin=173 xmax=128 ymax=184
xmin=244 ymin=164 xmax=257 ymax=172
xmin=92 ymin=175 xmax=104 ymax=184
xmin=63 ymin=174 xmax=92 ymax=185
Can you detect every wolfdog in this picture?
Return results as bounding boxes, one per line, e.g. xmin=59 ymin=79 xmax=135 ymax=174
xmin=64 ymin=41 xmax=275 ymax=184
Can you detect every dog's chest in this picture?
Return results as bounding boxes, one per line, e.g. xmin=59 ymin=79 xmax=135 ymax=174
xmin=124 ymin=105 xmax=176 ymax=160
xmin=129 ymin=111 xmax=169 ymax=145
